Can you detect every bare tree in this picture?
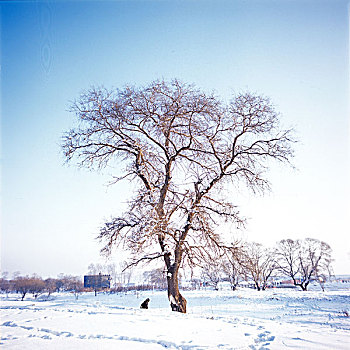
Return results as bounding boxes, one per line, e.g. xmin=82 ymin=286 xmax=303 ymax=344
xmin=30 ymin=277 xmax=46 ymax=299
xmin=298 ymin=238 xmax=333 ymax=291
xmin=275 ymin=238 xmax=333 ymax=291
xmin=12 ymin=271 xmax=20 ymax=280
xmin=13 ymin=276 xmax=45 ymax=301
xmin=222 ymin=249 xmax=243 ymax=290
xmin=88 ymin=263 xmax=104 ymax=275
xmin=274 ymin=239 xmax=301 ymax=286
xmin=62 ymin=79 xmax=294 ymax=312
xmin=201 ymin=254 xmax=223 ymax=290
xmin=1 ymin=271 xmax=9 ymax=280
xmin=56 ymin=274 xmax=66 ymax=292
xmin=106 ymin=263 xmax=120 ymax=289
xmin=0 ymin=275 xmax=13 ymax=297
xmin=60 ymin=275 xmax=84 ymax=299
xmin=45 ymin=278 xmax=58 ymax=296
xmin=238 ymin=242 xmax=276 ymax=291
xmin=121 ymin=261 xmax=134 ymax=286
xmin=143 ymin=268 xmax=167 ymax=289
xmin=13 ymin=277 xmax=31 ymax=301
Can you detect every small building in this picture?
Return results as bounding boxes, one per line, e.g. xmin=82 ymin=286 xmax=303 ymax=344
xmin=84 ymin=273 xmax=111 ymax=289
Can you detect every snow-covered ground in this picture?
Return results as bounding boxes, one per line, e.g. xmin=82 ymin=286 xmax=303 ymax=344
xmin=1 ymin=283 xmax=349 ymax=349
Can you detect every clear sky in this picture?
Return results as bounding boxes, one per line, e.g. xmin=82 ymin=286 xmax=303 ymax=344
xmin=1 ymin=0 xmax=349 ymax=278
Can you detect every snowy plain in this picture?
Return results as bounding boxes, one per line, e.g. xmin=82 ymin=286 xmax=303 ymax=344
xmin=1 ymin=283 xmax=349 ymax=350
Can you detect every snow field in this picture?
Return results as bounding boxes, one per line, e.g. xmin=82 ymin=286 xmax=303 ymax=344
xmin=1 ymin=284 xmax=349 ymax=349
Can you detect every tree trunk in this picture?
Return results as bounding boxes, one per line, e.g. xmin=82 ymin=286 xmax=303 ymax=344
xmin=301 ymin=283 xmax=309 ymax=291
xmin=167 ymin=267 xmax=187 ymax=313
xmin=295 ymin=281 xmax=308 ymax=291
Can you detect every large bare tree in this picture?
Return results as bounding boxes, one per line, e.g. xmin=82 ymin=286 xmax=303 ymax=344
xmin=275 ymin=238 xmax=333 ymax=291
xmin=238 ymin=242 xmax=277 ymax=291
xmin=62 ymin=79 xmax=294 ymax=312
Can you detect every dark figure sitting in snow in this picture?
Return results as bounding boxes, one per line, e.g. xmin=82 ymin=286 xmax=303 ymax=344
xmin=140 ymin=298 xmax=150 ymax=309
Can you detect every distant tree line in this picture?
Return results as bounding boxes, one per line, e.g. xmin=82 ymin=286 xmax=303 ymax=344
xmin=0 ymin=263 xmax=164 ymax=301
xmin=200 ymin=237 xmax=333 ymax=291
xmin=0 ymin=273 xmax=83 ymax=300
xmin=0 ymin=271 xmax=167 ymax=301
xmin=0 ymin=237 xmax=332 ymax=301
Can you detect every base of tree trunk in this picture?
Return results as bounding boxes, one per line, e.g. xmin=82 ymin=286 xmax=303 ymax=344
xmin=167 ymin=274 xmax=187 ymax=313
xmin=170 ymin=293 xmax=187 ymax=313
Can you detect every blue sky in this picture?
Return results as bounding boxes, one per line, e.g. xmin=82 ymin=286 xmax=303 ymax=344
xmin=1 ymin=0 xmax=349 ymax=277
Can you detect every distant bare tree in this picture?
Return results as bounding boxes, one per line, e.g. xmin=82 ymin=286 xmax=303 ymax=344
xmin=63 ymin=79 xmax=295 ymax=312
xmin=12 ymin=271 xmax=20 ymax=280
xmin=222 ymin=249 xmax=243 ymax=290
xmin=275 ymin=238 xmax=333 ymax=291
xmin=88 ymin=263 xmax=104 ymax=275
xmin=274 ymin=239 xmax=301 ymax=286
xmin=299 ymin=238 xmax=333 ymax=291
xmin=30 ymin=277 xmax=46 ymax=299
xmin=317 ymin=273 xmax=327 ymax=292
xmin=13 ymin=276 xmax=45 ymax=300
xmin=61 ymin=275 xmax=84 ymax=299
xmin=0 ymin=276 xmax=12 ymax=296
xmin=44 ymin=278 xmax=58 ymax=296
xmin=143 ymin=268 xmax=167 ymax=289
xmin=13 ymin=277 xmax=31 ymax=301
xmin=106 ymin=263 xmax=120 ymax=288
xmin=238 ymin=242 xmax=276 ymax=291
xmin=201 ymin=254 xmax=223 ymax=290
xmin=56 ymin=274 xmax=66 ymax=292
xmin=121 ymin=262 xmax=133 ymax=286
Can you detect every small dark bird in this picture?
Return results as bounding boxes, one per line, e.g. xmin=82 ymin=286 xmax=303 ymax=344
xmin=140 ymin=298 xmax=150 ymax=309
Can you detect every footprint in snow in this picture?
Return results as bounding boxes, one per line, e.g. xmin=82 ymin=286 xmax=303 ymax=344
xmin=41 ymin=335 xmax=52 ymax=340
xmin=254 ymin=330 xmax=275 ymax=345
xmin=39 ymin=328 xmax=73 ymax=337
